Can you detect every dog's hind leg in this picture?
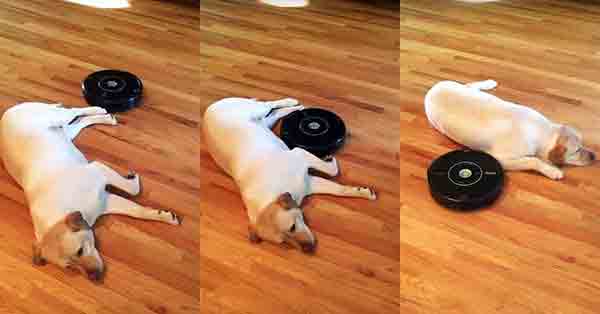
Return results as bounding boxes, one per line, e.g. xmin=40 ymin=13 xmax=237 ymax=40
xmin=64 ymin=114 xmax=117 ymax=140
xmin=89 ymin=161 xmax=141 ymax=195
xmin=291 ymin=147 xmax=338 ymax=176
xmin=248 ymin=98 xmax=300 ymax=122
xmin=308 ymin=176 xmax=376 ymax=200
xmin=47 ymin=106 xmax=108 ymax=128
xmin=466 ymin=80 xmax=497 ymax=90
xmin=103 ymin=193 xmax=181 ymax=225
xmin=60 ymin=106 xmax=107 ymax=123
xmin=263 ymin=105 xmax=304 ymax=128
xmin=499 ymin=156 xmax=563 ymax=180
xmin=66 ymin=106 xmax=107 ymax=116
xmin=263 ymin=98 xmax=299 ymax=109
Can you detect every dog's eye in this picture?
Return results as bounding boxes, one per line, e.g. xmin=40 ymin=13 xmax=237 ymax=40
xmin=76 ymin=247 xmax=83 ymax=257
xmin=289 ymin=223 xmax=296 ymax=233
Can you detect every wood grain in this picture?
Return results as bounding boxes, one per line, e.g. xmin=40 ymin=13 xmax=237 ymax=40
xmin=401 ymin=1 xmax=600 ymax=313
xmin=200 ymin=1 xmax=399 ymax=314
xmin=0 ymin=1 xmax=199 ymax=313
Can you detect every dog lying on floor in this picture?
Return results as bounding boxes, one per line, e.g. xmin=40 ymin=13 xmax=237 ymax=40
xmin=425 ymin=80 xmax=595 ymax=179
xmin=0 ymin=102 xmax=180 ymax=281
xmin=203 ymin=97 xmax=376 ymax=253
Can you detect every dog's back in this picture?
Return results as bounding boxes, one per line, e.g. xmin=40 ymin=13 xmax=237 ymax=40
xmin=1 ymin=102 xmax=87 ymax=190
xmin=203 ymin=98 xmax=289 ymax=179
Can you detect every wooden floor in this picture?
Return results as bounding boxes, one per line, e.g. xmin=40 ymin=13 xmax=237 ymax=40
xmin=0 ymin=1 xmax=200 ymax=313
xmin=200 ymin=1 xmax=399 ymax=314
xmin=401 ymin=1 xmax=600 ymax=313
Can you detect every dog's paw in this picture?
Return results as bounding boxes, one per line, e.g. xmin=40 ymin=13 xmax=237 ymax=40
xmin=358 ymin=187 xmax=377 ymax=200
xmin=89 ymin=106 xmax=108 ymax=115
xmin=278 ymin=105 xmax=304 ymax=115
xmin=273 ymin=98 xmax=299 ymax=108
xmin=552 ymin=171 xmax=564 ymax=180
xmin=546 ymin=167 xmax=564 ymax=180
xmin=108 ymin=114 xmax=117 ymax=125
xmin=156 ymin=209 xmax=181 ymax=225
xmin=326 ymin=156 xmax=339 ymax=177
xmin=482 ymin=79 xmax=498 ymax=89
xmin=125 ymin=171 xmax=141 ymax=195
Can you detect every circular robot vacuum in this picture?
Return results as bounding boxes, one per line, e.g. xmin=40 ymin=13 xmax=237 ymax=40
xmin=280 ymin=108 xmax=346 ymax=159
xmin=82 ymin=69 xmax=143 ymax=113
xmin=427 ymin=149 xmax=504 ymax=210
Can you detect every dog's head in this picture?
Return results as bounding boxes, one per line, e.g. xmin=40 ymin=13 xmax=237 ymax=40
xmin=33 ymin=211 xmax=104 ymax=282
xmin=248 ymin=193 xmax=317 ymax=254
xmin=548 ymin=125 xmax=596 ymax=166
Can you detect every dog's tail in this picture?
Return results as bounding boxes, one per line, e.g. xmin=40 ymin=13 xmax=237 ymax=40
xmin=466 ymin=79 xmax=497 ymax=91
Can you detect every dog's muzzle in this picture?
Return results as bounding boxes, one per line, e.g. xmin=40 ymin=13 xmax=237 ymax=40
xmin=581 ymin=148 xmax=596 ymax=164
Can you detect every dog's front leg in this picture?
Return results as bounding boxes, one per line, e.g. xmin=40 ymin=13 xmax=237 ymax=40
xmin=89 ymin=161 xmax=140 ymax=195
xmin=103 ymin=193 xmax=181 ymax=225
xmin=308 ymin=176 xmax=376 ymax=200
xmin=499 ymin=156 xmax=564 ymax=180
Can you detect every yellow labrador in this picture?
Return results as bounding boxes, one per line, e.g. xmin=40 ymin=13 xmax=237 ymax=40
xmin=1 ymin=102 xmax=180 ymax=281
xmin=425 ymin=80 xmax=595 ymax=179
xmin=203 ymin=97 xmax=376 ymax=253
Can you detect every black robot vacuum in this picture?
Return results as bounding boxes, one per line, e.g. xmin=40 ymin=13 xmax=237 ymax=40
xmin=427 ymin=149 xmax=504 ymax=210
xmin=280 ymin=108 xmax=346 ymax=158
xmin=82 ymin=69 xmax=143 ymax=113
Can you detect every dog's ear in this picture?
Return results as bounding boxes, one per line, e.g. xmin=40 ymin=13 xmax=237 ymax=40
xmin=548 ymin=139 xmax=567 ymax=165
xmin=248 ymin=225 xmax=262 ymax=243
xmin=32 ymin=243 xmax=46 ymax=266
xmin=278 ymin=193 xmax=298 ymax=209
xmin=65 ymin=211 xmax=90 ymax=232
xmin=251 ymin=200 xmax=286 ymax=243
xmin=549 ymin=125 xmax=574 ymax=165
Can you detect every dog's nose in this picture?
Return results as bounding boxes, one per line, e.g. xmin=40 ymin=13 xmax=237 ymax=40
xmin=300 ymin=239 xmax=317 ymax=254
xmin=87 ymin=269 xmax=103 ymax=282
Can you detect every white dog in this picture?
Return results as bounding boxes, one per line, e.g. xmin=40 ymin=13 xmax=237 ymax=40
xmin=0 ymin=102 xmax=180 ymax=281
xmin=425 ymin=80 xmax=595 ymax=179
xmin=203 ymin=97 xmax=376 ymax=253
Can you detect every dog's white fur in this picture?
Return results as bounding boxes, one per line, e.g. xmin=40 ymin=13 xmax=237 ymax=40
xmin=425 ymin=80 xmax=595 ymax=179
xmin=203 ymin=97 xmax=376 ymax=252
xmin=1 ymin=102 xmax=180 ymax=281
